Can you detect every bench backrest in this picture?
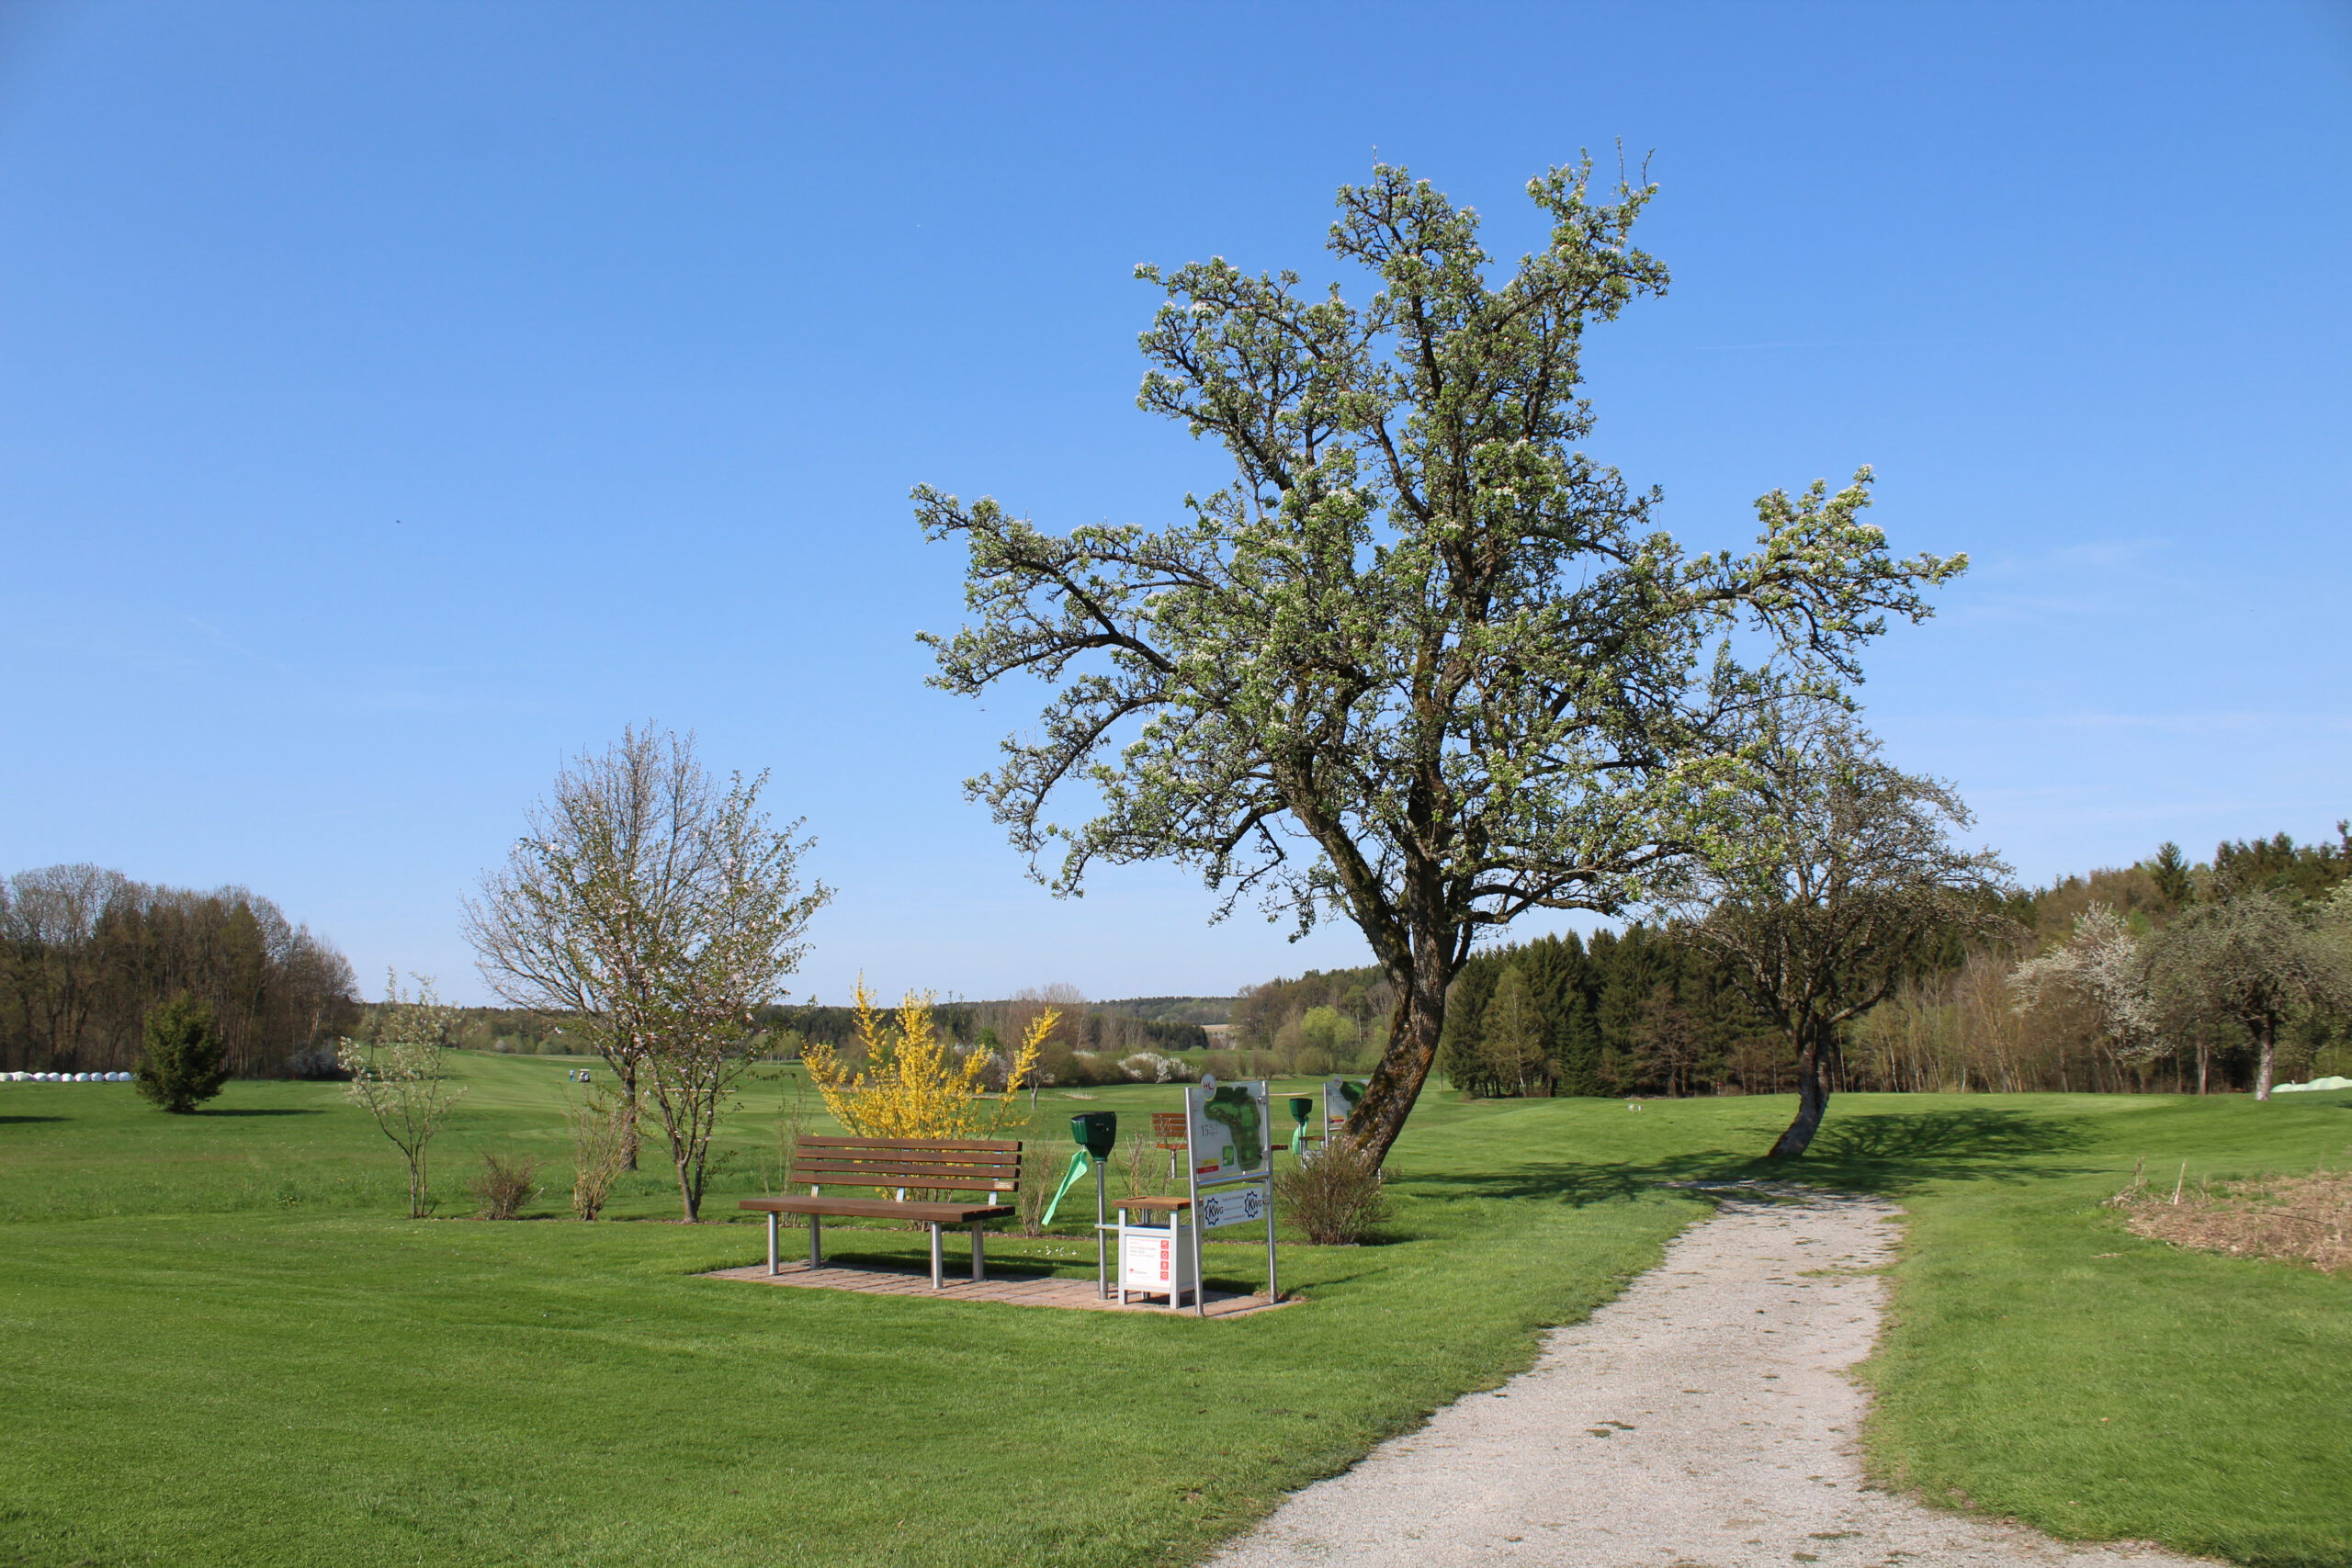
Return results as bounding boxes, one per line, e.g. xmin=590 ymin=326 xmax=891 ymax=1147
xmin=789 ymin=1135 xmax=1022 ymax=1197
xmin=1151 ymin=1111 xmax=1188 ymax=1147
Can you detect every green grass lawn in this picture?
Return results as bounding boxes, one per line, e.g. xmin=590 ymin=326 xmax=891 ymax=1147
xmin=3 ymin=1058 xmax=2346 ymax=1567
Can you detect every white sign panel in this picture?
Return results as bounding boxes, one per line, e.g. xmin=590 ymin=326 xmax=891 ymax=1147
xmin=1185 ymin=1080 xmax=1271 ymax=1187
xmin=1196 ymin=1180 xmax=1268 ymax=1232
xmin=1323 ymin=1077 xmax=1366 ymax=1139
xmin=1121 ymin=1227 xmax=1197 ymax=1293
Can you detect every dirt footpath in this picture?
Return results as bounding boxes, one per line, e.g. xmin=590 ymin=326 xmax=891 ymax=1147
xmin=1209 ymin=1192 xmax=2213 ymax=1568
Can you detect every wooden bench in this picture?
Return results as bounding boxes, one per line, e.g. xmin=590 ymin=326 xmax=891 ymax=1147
xmin=1151 ymin=1111 xmax=1188 ymax=1180
xmin=739 ymin=1134 xmax=1022 ymax=1290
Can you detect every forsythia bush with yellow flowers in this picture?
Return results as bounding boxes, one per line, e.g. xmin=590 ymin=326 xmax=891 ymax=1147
xmin=802 ymin=978 xmax=1050 ymax=1139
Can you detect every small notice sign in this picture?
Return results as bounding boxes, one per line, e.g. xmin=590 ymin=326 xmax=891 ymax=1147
xmin=1196 ymin=1181 xmax=1268 ymax=1232
xmin=1323 ymin=1077 xmax=1365 ymax=1140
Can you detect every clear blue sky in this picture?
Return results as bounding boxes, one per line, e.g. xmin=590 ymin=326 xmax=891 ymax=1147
xmin=4 ymin=2 xmax=2346 ymax=1007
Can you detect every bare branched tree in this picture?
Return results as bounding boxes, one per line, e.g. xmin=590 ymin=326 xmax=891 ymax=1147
xmin=464 ymin=727 xmax=830 ymax=1219
xmin=1659 ymin=709 xmax=2012 ymax=1156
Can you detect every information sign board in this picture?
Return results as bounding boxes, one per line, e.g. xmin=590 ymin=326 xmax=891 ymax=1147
xmin=1323 ymin=1077 xmax=1366 ymax=1141
xmin=1184 ymin=1080 xmax=1271 ymax=1187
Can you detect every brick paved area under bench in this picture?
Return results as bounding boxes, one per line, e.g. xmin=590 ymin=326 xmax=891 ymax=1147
xmin=700 ymin=1260 xmax=1299 ymax=1318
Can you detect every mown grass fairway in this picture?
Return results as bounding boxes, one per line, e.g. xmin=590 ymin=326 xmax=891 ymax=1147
xmin=4 ymin=1061 xmax=2347 ymax=1567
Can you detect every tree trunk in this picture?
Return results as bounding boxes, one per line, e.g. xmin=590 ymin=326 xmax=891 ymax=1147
xmin=2196 ymin=1042 xmax=2210 ymax=1095
xmin=1342 ymin=935 xmax=1452 ymax=1168
xmin=2253 ymin=1019 xmax=2276 ymax=1101
xmin=617 ymin=1059 xmax=640 ymax=1169
xmin=1767 ymin=1028 xmax=1828 ymax=1158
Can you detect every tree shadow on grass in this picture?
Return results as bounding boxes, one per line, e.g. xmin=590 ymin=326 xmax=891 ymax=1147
xmin=0 ymin=1115 xmax=67 ymax=1125
xmin=1407 ymin=1106 xmax=2097 ymax=1208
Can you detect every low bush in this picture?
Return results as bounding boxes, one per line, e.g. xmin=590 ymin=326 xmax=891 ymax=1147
xmin=562 ymin=1092 xmax=628 ymax=1220
xmin=1274 ymin=1139 xmax=1388 ymax=1245
xmin=467 ymin=1153 xmax=541 ymax=1220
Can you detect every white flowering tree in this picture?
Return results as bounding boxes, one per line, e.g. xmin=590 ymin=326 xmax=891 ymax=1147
xmin=465 ymin=728 xmax=830 ymax=1220
xmin=919 ymin=161 xmax=1965 ymax=1163
xmin=2008 ymin=904 xmax=2160 ymax=1073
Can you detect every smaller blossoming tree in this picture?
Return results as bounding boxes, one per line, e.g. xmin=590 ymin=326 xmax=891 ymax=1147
xmin=339 ymin=972 xmax=468 ymax=1218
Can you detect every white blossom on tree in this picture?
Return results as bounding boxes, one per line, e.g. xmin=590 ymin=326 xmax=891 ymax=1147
xmin=918 ymin=162 xmax=1965 ymax=1164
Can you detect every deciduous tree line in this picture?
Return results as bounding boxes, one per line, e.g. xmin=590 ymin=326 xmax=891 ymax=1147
xmin=1308 ymin=824 xmax=2352 ymax=1104
xmin=767 ymin=993 xmax=1209 ymax=1064
xmin=0 ymin=865 xmax=356 ymax=1076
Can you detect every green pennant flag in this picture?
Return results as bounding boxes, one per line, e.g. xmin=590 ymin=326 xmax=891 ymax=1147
xmin=1038 ymin=1148 xmax=1093 ymax=1227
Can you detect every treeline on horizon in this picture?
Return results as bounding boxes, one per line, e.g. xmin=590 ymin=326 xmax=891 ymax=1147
xmin=0 ymin=864 xmax=358 ymax=1077
xmin=453 ymin=987 xmax=1216 ymax=1086
xmin=1222 ymin=827 xmax=2351 ymax=1099
xmin=12 ymin=825 xmax=2346 ymax=1095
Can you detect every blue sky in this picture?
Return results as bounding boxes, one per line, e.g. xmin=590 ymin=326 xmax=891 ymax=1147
xmin=3 ymin=2 xmax=2346 ymax=1006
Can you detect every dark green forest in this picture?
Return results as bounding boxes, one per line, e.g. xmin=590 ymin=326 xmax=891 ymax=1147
xmin=1228 ymin=827 xmax=2352 ymax=1098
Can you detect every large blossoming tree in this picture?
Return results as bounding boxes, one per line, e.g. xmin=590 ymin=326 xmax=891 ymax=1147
xmin=917 ymin=161 xmax=1964 ymax=1163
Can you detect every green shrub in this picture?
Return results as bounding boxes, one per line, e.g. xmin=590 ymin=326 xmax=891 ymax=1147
xmin=467 ymin=1153 xmax=542 ymax=1219
xmin=133 ymin=994 xmax=228 ymax=1114
xmin=561 ymin=1092 xmax=628 ymax=1220
xmin=1274 ymin=1139 xmax=1389 ymax=1244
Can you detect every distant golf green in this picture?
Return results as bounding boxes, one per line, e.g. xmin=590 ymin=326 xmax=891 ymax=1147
xmin=2 ymin=1058 xmax=2346 ymax=1567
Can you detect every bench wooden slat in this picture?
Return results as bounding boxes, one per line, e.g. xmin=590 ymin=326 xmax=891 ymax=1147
xmin=789 ymin=1151 xmax=1022 ymax=1171
xmin=790 ymin=1155 xmax=1019 ymax=1171
xmin=790 ymin=1159 xmax=1017 ymax=1180
xmin=741 ymin=1195 xmax=1015 ymax=1223
xmin=797 ymin=1135 xmax=1020 ymax=1153
xmin=789 ymin=1177 xmax=1015 ymax=1194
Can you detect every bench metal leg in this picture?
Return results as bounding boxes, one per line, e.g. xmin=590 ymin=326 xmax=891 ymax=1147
xmin=929 ymin=1224 xmax=944 ymax=1290
xmin=766 ymin=1212 xmax=779 ymax=1275
xmin=971 ymin=1220 xmax=985 ymax=1281
xmin=808 ymin=1213 xmax=824 ymax=1269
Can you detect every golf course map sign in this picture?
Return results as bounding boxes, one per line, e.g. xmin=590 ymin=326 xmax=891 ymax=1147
xmin=1186 ymin=1080 xmax=1270 ymax=1192
xmin=1181 ymin=1078 xmax=1279 ymax=1310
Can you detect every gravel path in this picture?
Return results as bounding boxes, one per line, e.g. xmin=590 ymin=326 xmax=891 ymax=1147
xmin=1210 ymin=1192 xmax=2213 ymax=1568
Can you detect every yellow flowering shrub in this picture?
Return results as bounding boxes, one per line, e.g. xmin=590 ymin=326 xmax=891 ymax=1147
xmin=803 ymin=977 xmax=1049 ymax=1140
